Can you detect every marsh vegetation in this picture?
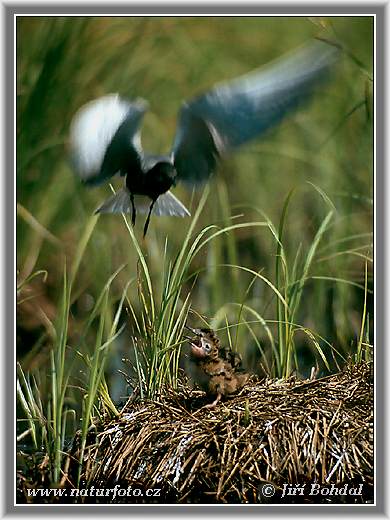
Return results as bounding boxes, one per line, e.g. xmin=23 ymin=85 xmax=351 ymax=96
xmin=16 ymin=16 xmax=373 ymax=503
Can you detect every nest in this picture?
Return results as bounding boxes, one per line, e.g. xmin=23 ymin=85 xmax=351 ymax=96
xmin=77 ymin=361 xmax=373 ymax=504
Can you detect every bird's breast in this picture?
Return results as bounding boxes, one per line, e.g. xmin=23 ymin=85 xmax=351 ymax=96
xmin=125 ymin=171 xmax=149 ymax=195
xmin=187 ymin=361 xmax=212 ymax=392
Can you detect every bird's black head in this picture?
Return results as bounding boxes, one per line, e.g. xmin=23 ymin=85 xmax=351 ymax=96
xmin=147 ymin=161 xmax=177 ymax=197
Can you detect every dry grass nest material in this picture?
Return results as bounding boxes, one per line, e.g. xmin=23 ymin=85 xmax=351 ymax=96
xmin=77 ymin=361 xmax=373 ymax=504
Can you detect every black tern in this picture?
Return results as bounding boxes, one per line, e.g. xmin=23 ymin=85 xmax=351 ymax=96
xmin=70 ymin=39 xmax=339 ymax=236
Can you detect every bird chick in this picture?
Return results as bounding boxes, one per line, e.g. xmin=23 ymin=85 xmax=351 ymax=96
xmin=185 ymin=327 xmax=249 ymax=408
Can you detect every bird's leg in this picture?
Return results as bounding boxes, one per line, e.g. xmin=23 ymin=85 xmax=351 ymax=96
xmin=130 ymin=193 xmax=136 ymax=227
xmin=203 ymin=392 xmax=222 ymax=409
xmin=143 ymin=199 xmax=156 ymax=238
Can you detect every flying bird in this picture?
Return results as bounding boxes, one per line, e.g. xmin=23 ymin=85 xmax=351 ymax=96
xmin=70 ymin=39 xmax=339 ymax=236
xmin=185 ymin=326 xmax=249 ymax=408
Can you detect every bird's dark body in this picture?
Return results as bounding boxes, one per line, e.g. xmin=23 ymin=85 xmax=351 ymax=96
xmin=70 ymin=39 xmax=340 ymax=236
xmin=125 ymin=159 xmax=176 ymax=200
xmin=122 ymin=158 xmax=177 ymax=232
xmin=185 ymin=327 xmax=249 ymax=407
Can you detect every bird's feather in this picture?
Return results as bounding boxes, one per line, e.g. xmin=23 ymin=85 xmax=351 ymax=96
xmin=94 ymin=188 xmax=132 ymax=214
xmin=70 ymin=94 xmax=148 ymax=185
xmin=135 ymin=191 xmax=191 ymax=217
xmin=94 ymin=188 xmax=190 ymax=217
xmin=172 ymin=39 xmax=340 ymax=185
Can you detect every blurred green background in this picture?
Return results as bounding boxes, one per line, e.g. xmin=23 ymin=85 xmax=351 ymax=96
xmin=17 ymin=16 xmax=373 ymax=390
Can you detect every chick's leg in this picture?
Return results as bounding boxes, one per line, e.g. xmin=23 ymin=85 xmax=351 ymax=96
xmin=204 ymin=392 xmax=222 ymax=409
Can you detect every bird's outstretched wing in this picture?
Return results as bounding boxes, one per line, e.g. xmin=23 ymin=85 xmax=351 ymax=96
xmin=172 ymin=39 xmax=340 ymax=185
xmin=70 ymin=94 xmax=148 ymax=186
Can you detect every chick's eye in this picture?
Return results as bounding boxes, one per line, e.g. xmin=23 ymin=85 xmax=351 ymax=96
xmin=204 ymin=343 xmax=211 ymax=352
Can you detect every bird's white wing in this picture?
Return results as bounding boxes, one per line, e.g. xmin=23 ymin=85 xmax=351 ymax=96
xmin=70 ymin=94 xmax=148 ymax=185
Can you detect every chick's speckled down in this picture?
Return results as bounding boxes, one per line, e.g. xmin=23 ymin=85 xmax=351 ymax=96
xmin=185 ymin=327 xmax=249 ymax=407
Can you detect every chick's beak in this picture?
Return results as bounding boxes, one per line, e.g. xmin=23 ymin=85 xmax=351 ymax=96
xmin=184 ymin=325 xmax=201 ymax=336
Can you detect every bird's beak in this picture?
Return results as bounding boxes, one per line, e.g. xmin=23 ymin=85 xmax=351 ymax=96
xmin=184 ymin=325 xmax=200 ymax=335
